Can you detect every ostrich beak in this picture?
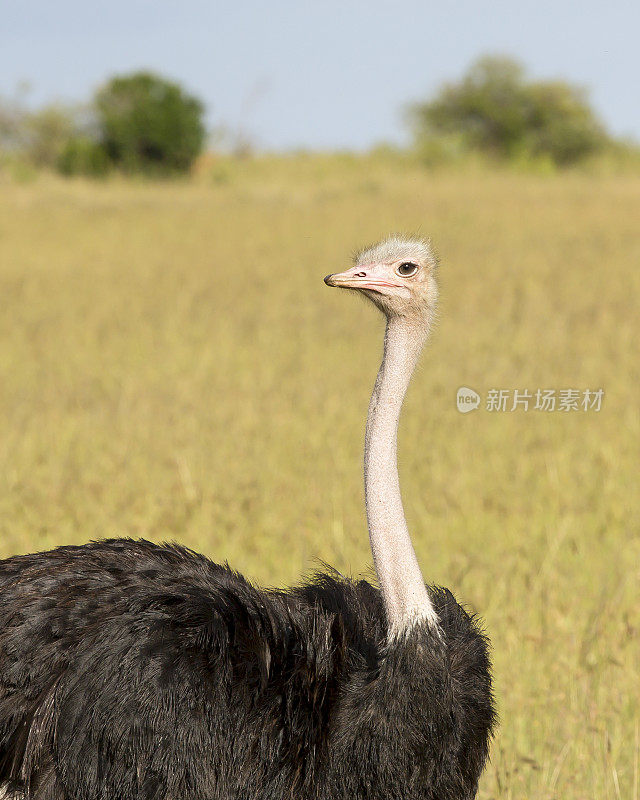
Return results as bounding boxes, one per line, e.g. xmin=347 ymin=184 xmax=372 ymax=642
xmin=324 ymin=266 xmax=402 ymax=293
xmin=323 ymin=267 xmax=361 ymax=288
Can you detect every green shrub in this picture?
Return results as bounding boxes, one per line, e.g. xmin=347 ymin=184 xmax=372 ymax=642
xmin=57 ymin=137 xmax=110 ymax=177
xmin=410 ymin=56 xmax=608 ymax=166
xmin=94 ymin=72 xmax=206 ymax=174
xmin=522 ymin=81 xmax=608 ymax=164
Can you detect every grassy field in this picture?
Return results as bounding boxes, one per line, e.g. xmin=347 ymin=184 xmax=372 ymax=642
xmin=0 ymin=156 xmax=638 ymax=798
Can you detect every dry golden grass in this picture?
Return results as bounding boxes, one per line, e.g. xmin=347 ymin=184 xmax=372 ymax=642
xmin=0 ymin=156 xmax=638 ymax=798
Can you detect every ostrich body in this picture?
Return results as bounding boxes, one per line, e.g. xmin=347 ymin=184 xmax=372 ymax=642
xmin=0 ymin=237 xmax=495 ymax=800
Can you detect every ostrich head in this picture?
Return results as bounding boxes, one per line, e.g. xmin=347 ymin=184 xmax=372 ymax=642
xmin=324 ymin=235 xmax=438 ymax=323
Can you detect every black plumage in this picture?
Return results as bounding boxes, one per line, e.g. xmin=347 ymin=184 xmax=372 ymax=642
xmin=0 ymin=538 xmax=495 ymax=800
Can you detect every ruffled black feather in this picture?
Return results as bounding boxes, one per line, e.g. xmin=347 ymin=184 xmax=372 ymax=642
xmin=0 ymin=538 xmax=495 ymax=799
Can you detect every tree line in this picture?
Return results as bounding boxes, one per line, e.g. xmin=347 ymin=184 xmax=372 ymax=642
xmin=0 ymin=57 xmax=633 ymax=177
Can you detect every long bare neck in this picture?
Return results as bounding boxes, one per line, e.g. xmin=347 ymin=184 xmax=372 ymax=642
xmin=364 ymin=316 xmax=438 ymax=634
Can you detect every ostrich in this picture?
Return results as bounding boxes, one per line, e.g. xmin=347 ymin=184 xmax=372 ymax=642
xmin=0 ymin=236 xmax=495 ymax=800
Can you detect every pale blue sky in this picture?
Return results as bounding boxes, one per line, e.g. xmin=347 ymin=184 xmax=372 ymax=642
xmin=2 ymin=0 xmax=638 ymax=150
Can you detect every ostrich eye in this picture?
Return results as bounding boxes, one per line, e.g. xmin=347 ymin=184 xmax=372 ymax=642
xmin=396 ymin=262 xmax=418 ymax=277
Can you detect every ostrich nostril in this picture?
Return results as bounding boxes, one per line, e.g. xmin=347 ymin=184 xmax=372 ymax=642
xmin=355 ymin=271 xmax=366 ymax=277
